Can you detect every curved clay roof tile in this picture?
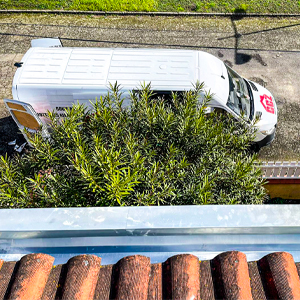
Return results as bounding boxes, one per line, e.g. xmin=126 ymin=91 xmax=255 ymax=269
xmin=0 ymin=251 xmax=300 ymax=300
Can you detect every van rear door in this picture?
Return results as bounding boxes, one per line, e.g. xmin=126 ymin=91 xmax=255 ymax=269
xmin=4 ymin=99 xmax=49 ymax=144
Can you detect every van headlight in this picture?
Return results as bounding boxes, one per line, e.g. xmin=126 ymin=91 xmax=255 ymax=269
xmin=260 ymin=126 xmax=276 ymax=136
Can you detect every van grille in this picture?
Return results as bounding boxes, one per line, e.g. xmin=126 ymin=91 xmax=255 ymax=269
xmin=249 ymin=81 xmax=258 ymax=91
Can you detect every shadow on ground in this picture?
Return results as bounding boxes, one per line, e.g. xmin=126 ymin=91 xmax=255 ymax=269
xmin=0 ymin=116 xmax=25 ymax=157
xmin=265 ymin=198 xmax=300 ymax=204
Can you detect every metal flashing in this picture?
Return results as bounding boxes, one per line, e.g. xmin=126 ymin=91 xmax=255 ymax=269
xmin=0 ymin=205 xmax=300 ymax=265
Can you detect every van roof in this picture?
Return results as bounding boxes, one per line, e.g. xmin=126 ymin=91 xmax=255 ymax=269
xmin=17 ymin=48 xmax=199 ymax=90
xmin=15 ymin=47 xmax=229 ymax=105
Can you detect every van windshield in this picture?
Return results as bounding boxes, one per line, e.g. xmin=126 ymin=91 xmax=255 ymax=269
xmin=226 ymin=65 xmax=253 ymax=121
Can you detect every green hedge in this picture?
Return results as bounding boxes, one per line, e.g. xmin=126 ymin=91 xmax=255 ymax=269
xmin=0 ymin=83 xmax=266 ymax=208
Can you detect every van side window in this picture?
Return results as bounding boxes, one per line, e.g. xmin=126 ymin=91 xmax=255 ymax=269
xmin=133 ymin=90 xmax=184 ymax=104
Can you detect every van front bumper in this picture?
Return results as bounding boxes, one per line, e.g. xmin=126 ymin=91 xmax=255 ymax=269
xmin=256 ymin=130 xmax=276 ymax=148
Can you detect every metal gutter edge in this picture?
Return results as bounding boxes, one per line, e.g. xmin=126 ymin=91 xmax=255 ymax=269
xmin=0 ymin=205 xmax=300 ymax=237
xmin=1 ymin=205 xmax=300 ymax=264
xmin=1 ymin=10 xmax=300 ymax=18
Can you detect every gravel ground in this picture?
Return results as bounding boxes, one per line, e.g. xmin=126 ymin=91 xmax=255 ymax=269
xmin=0 ymin=13 xmax=300 ymax=160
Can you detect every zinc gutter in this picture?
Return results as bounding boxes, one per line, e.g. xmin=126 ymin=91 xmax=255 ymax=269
xmin=1 ymin=205 xmax=300 ymax=264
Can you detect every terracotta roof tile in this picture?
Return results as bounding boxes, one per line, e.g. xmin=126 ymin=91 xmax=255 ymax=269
xmin=248 ymin=261 xmax=267 ymax=300
xmin=0 ymin=261 xmax=18 ymax=300
xmin=296 ymin=262 xmax=300 ymax=278
xmin=1 ymin=251 xmax=300 ymax=299
xmin=199 ymin=260 xmax=214 ymax=300
xmin=61 ymin=254 xmax=101 ymax=300
xmin=164 ymin=254 xmax=200 ymax=300
xmin=211 ymin=251 xmax=252 ymax=300
xmin=8 ymin=253 xmax=54 ymax=300
xmin=113 ymin=255 xmax=151 ymax=300
xmin=258 ymin=252 xmax=300 ymax=300
xmin=41 ymin=264 xmax=67 ymax=300
xmin=147 ymin=263 xmax=162 ymax=300
xmin=93 ymin=264 xmax=113 ymax=300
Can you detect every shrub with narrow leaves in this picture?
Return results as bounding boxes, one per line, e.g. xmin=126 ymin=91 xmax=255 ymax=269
xmin=0 ymin=82 xmax=266 ymax=207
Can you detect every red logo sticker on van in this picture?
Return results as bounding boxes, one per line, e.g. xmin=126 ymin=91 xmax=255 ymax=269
xmin=260 ymin=94 xmax=275 ymax=114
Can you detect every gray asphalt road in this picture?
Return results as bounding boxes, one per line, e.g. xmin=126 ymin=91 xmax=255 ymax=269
xmin=0 ymin=13 xmax=300 ymax=160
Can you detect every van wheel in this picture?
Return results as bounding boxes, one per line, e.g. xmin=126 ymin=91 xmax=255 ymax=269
xmin=250 ymin=143 xmax=260 ymax=154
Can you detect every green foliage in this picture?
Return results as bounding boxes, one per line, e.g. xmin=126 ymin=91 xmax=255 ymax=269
xmin=0 ymin=0 xmax=157 ymax=11
xmin=0 ymin=0 xmax=71 ymax=10
xmin=195 ymin=2 xmax=202 ymax=11
xmin=69 ymin=0 xmax=157 ymax=12
xmin=1 ymin=0 xmax=299 ymax=13
xmin=160 ymin=0 xmax=300 ymax=13
xmin=233 ymin=3 xmax=248 ymax=13
xmin=176 ymin=4 xmax=185 ymax=11
xmin=0 ymin=83 xmax=266 ymax=208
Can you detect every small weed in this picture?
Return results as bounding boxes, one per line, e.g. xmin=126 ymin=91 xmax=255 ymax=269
xmin=195 ymin=1 xmax=203 ymax=11
xmin=177 ymin=4 xmax=184 ymax=11
xmin=233 ymin=3 xmax=248 ymax=13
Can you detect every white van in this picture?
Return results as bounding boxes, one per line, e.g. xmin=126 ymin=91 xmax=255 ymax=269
xmin=5 ymin=38 xmax=277 ymax=149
